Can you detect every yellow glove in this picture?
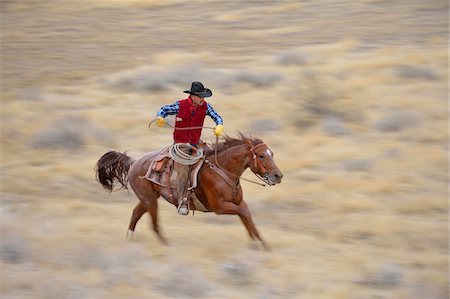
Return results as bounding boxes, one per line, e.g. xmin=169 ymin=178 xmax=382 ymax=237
xmin=214 ymin=124 xmax=224 ymax=137
xmin=156 ymin=116 xmax=166 ymax=127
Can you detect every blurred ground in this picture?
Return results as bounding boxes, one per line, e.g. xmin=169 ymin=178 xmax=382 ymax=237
xmin=1 ymin=1 xmax=448 ymax=298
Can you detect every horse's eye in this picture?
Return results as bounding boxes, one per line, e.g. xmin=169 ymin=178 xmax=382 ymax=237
xmin=258 ymin=155 xmax=264 ymax=159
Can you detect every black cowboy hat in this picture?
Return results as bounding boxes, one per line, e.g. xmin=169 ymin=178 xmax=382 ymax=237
xmin=183 ymin=81 xmax=212 ymax=98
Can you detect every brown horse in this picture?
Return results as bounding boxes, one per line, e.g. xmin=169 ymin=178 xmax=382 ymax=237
xmin=95 ymin=134 xmax=283 ymax=250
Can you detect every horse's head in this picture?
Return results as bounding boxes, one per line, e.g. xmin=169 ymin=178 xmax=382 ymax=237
xmin=247 ymin=139 xmax=283 ymax=186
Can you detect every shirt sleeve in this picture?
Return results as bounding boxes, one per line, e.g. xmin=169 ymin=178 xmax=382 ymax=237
xmin=206 ymin=103 xmax=223 ymax=125
xmin=157 ymin=101 xmax=180 ymax=118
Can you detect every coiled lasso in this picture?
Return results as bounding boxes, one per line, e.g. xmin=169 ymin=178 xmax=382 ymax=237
xmin=169 ymin=143 xmax=203 ymax=165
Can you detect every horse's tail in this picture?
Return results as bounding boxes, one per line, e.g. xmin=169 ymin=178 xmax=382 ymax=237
xmin=95 ymin=150 xmax=135 ymax=193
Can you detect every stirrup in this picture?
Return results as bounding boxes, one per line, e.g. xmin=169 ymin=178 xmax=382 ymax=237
xmin=177 ymin=197 xmax=189 ymax=215
xmin=177 ymin=197 xmax=188 ymax=208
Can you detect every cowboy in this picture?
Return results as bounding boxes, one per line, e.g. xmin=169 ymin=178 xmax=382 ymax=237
xmin=156 ymin=82 xmax=224 ymax=215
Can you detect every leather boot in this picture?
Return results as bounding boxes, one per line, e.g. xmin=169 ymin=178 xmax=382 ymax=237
xmin=175 ymin=162 xmax=190 ymax=215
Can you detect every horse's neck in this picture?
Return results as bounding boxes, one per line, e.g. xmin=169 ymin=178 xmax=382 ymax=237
xmin=215 ymin=144 xmax=249 ymax=177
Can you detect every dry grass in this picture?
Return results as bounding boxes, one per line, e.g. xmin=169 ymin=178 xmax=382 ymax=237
xmin=1 ymin=0 xmax=448 ymax=298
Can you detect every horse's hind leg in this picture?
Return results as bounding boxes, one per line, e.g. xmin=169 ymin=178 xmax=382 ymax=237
xmin=127 ymin=202 xmax=147 ymax=241
xmin=128 ymin=161 xmax=168 ymax=245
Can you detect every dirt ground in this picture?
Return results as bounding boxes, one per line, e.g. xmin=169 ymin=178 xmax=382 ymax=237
xmin=1 ymin=1 xmax=448 ymax=298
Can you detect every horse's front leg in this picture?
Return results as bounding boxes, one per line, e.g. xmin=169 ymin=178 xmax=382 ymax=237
xmin=212 ymin=199 xmax=269 ymax=251
xmin=237 ymin=200 xmax=269 ymax=251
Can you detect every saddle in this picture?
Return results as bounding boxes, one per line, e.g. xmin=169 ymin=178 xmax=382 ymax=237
xmin=143 ymin=146 xmax=208 ymax=212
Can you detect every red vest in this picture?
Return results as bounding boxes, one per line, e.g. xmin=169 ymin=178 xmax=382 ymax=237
xmin=173 ymin=97 xmax=207 ymax=144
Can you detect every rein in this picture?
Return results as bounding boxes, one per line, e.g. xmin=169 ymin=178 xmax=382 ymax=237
xmin=149 ymin=119 xmax=267 ymax=187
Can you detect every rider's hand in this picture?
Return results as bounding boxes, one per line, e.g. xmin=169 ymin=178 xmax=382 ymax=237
xmin=156 ymin=116 xmax=166 ymax=127
xmin=214 ymin=124 xmax=224 ymax=137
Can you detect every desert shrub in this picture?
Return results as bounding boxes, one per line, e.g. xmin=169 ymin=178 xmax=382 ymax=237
xmin=405 ymin=282 xmax=449 ymax=299
xmin=249 ymin=119 xmax=281 ymax=133
xmin=356 ymin=263 xmax=403 ymax=288
xmin=73 ymin=246 xmax=112 ymax=270
xmin=342 ymin=158 xmax=373 ymax=172
xmin=102 ymin=63 xmax=207 ymax=93
xmin=235 ymin=70 xmax=282 ymax=87
xmin=294 ymin=72 xmax=363 ymax=128
xmin=103 ymin=246 xmax=151 ymax=287
xmin=393 ymin=65 xmax=439 ymax=81
xmin=321 ymin=117 xmax=349 ymax=136
xmin=39 ymin=281 xmax=92 ymax=299
xmin=210 ymin=69 xmax=282 ymax=92
xmin=220 ymin=260 xmax=253 ymax=285
xmin=102 ymin=64 xmax=282 ymax=94
xmin=219 ymin=248 xmax=263 ymax=286
xmin=31 ymin=117 xmax=87 ymax=150
xmin=164 ymin=63 xmax=206 ymax=85
xmin=103 ymin=67 xmax=170 ymax=92
xmin=155 ymin=264 xmax=211 ymax=298
xmin=275 ymin=50 xmax=308 ymax=66
xmin=31 ymin=116 xmax=111 ymax=150
xmin=383 ymin=148 xmax=401 ymax=159
xmin=1 ymin=234 xmax=28 ymax=264
xmin=20 ymin=88 xmax=43 ymax=101
xmin=374 ymin=110 xmax=420 ymax=132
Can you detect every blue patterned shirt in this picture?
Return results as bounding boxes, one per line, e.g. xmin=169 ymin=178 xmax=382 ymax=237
xmin=157 ymin=101 xmax=223 ymax=125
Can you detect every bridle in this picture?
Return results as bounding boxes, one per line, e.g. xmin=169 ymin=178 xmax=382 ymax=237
xmin=248 ymin=142 xmax=270 ymax=184
xmin=211 ymin=138 xmax=274 ymax=188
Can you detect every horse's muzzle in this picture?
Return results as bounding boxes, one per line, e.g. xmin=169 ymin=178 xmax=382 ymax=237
xmin=268 ymin=171 xmax=283 ymax=185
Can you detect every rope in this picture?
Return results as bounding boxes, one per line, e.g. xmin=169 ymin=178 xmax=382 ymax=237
xmin=169 ymin=143 xmax=203 ymax=165
xmin=148 ymin=119 xmax=214 ymax=131
xmin=148 ymin=118 xmax=265 ymax=186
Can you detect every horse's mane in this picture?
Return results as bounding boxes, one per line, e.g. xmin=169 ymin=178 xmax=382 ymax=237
xmin=204 ymin=132 xmax=263 ymax=156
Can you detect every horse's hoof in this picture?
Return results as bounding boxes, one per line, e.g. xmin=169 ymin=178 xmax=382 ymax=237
xmin=159 ymin=237 xmax=170 ymax=246
xmin=126 ymin=229 xmax=134 ymax=241
xmin=248 ymin=241 xmax=260 ymax=250
xmin=248 ymin=240 xmax=270 ymax=251
xmin=262 ymin=242 xmax=271 ymax=252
